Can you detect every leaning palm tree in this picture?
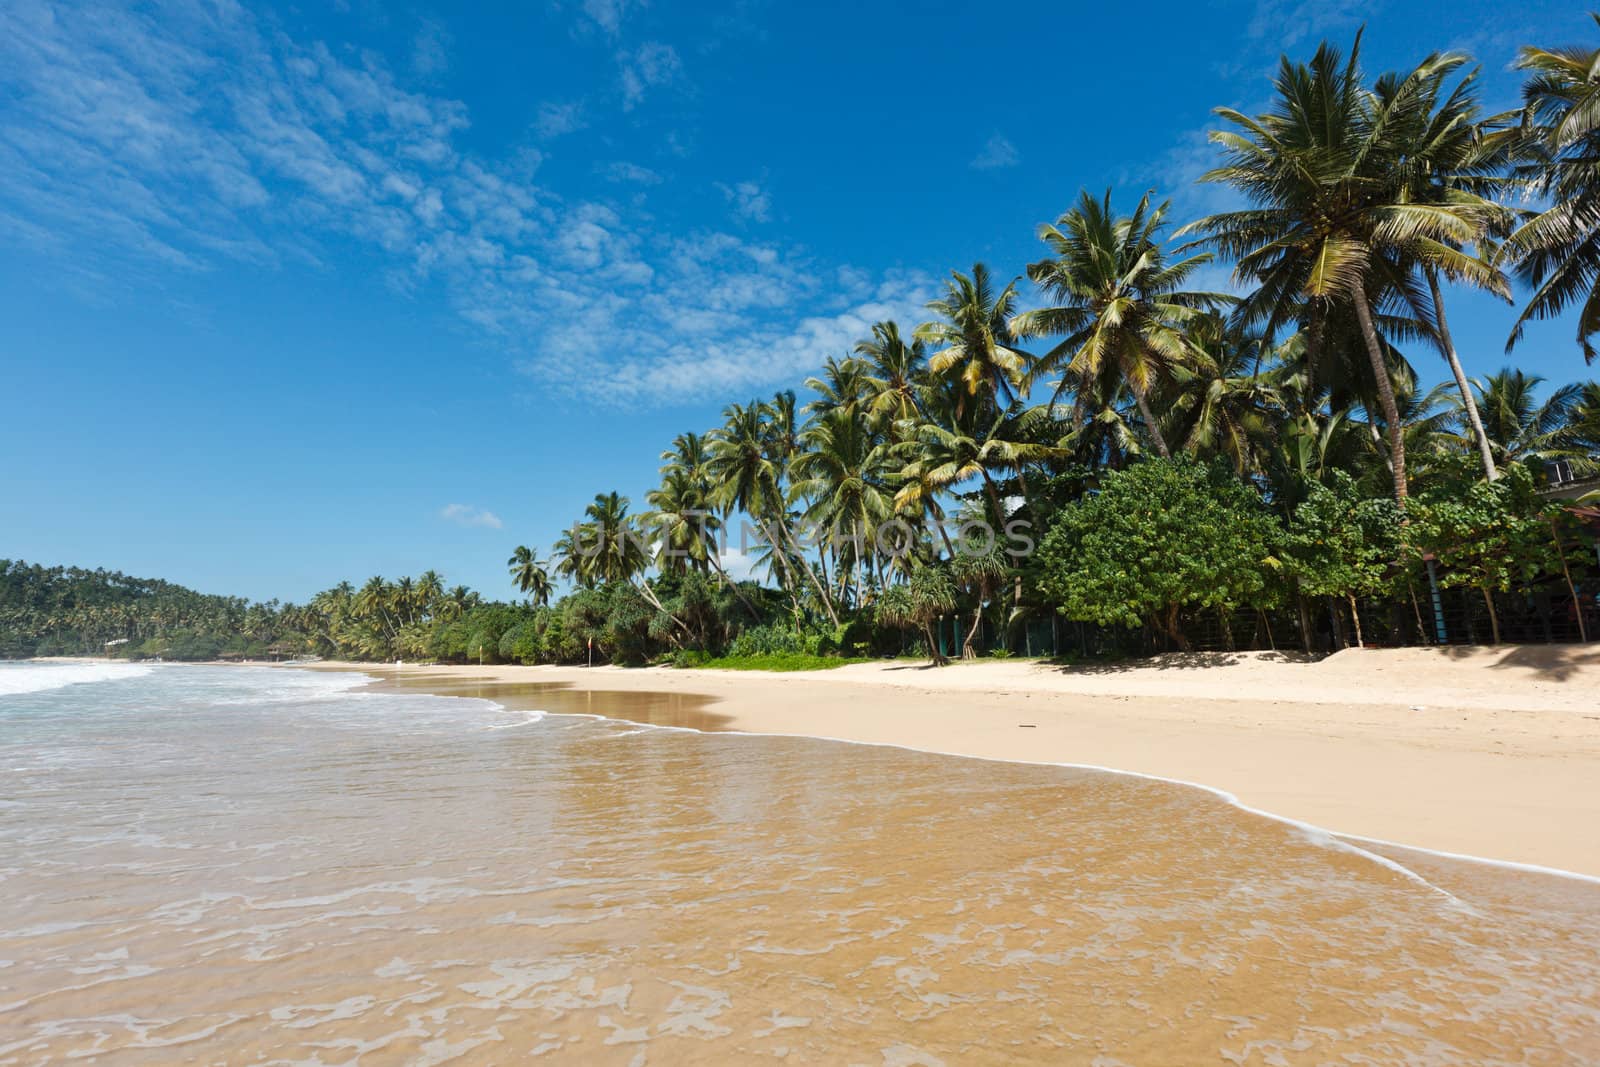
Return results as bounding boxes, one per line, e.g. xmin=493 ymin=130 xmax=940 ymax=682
xmin=1504 ymin=15 xmax=1600 ymax=363
xmin=706 ymin=399 xmax=840 ymax=624
xmin=1013 ymin=188 xmax=1224 ymax=458
xmin=916 ymin=264 xmax=1032 ymax=421
xmin=1179 ymin=35 xmax=1483 ymax=502
xmin=1376 ymin=52 xmax=1517 ymax=480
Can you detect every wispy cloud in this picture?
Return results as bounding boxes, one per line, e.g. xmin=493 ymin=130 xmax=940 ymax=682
xmin=617 ymin=41 xmax=682 ymax=109
xmin=575 ymin=0 xmax=640 ymax=38
xmin=970 ymin=132 xmax=1020 ymax=170
xmin=533 ymin=100 xmax=587 ymax=139
xmin=600 ymin=161 xmax=662 ymax=184
xmin=716 ymin=179 xmax=770 ymax=223
xmin=411 ymin=17 xmax=452 ymax=77
xmin=440 ymin=504 xmax=503 ymax=529
xmin=0 ymin=0 xmax=918 ymax=407
xmin=1247 ymin=0 xmax=1377 ymax=48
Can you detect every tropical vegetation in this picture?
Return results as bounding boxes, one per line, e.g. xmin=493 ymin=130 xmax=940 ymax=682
xmin=6 ymin=23 xmax=1600 ymax=666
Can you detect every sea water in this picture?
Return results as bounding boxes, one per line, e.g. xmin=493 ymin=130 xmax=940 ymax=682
xmin=1 ymin=662 xmax=1596 ymax=1064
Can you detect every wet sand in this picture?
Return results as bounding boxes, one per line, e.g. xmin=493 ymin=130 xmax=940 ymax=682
xmin=343 ymin=646 xmax=1600 ymax=880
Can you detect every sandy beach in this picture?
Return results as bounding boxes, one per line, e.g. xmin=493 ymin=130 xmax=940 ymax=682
xmin=321 ymin=645 xmax=1600 ymax=879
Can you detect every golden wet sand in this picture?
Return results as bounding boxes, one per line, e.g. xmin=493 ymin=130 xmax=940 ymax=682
xmin=2 ymin=668 xmax=1598 ymax=1065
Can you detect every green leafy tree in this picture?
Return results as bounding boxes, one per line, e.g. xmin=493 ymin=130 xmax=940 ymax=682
xmin=1284 ymin=471 xmax=1404 ymax=646
xmin=1035 ymin=458 xmax=1282 ymax=650
xmin=1409 ymin=465 xmax=1553 ymax=644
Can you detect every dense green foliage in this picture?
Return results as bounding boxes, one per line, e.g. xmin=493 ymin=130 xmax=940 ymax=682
xmin=1035 ymin=460 xmax=1282 ymax=648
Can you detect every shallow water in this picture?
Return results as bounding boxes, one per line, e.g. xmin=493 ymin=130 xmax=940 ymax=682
xmin=1 ymin=663 xmax=1597 ymax=1065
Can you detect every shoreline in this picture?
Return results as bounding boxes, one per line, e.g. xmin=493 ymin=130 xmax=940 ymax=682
xmin=291 ymin=645 xmax=1600 ymax=880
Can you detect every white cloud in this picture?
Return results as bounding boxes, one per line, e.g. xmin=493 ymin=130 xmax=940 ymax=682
xmin=533 ymin=100 xmax=587 ymax=139
xmin=617 ymin=41 xmax=681 ymax=109
xmin=576 ymin=0 xmax=640 ymax=38
xmin=716 ymin=179 xmax=770 ymax=222
xmin=1247 ymin=0 xmax=1376 ymax=47
xmin=600 ymin=161 xmax=662 ymax=184
xmin=0 ymin=0 xmax=923 ymax=408
xmin=440 ymin=504 xmax=504 ymax=529
xmin=411 ymin=17 xmax=451 ymax=77
xmin=970 ymin=132 xmax=1020 ymax=171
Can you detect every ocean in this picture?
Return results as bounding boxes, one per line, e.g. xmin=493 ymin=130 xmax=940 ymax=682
xmin=1 ymin=662 xmax=1596 ymax=1064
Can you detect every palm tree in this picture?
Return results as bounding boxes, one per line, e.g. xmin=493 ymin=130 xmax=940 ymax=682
xmin=1161 ymin=313 xmax=1283 ymax=475
xmin=1504 ymin=15 xmax=1600 ymax=362
xmin=1469 ymin=369 xmax=1584 ymax=470
xmin=1179 ymin=36 xmax=1489 ymax=503
xmin=1013 ymin=188 xmax=1223 ymax=458
xmin=579 ymin=492 xmax=650 ymax=586
xmin=1372 ymin=52 xmax=1517 ymax=481
xmin=855 ymin=320 xmax=927 ymax=429
xmin=916 ymin=264 xmax=1032 ymax=420
xmin=507 ymin=545 xmax=552 ymax=606
xmin=803 ymin=356 xmax=871 ymax=417
xmin=789 ymin=408 xmax=899 ymax=607
xmin=706 ymin=400 xmax=839 ymax=624
xmin=894 ymin=404 xmax=1059 ymax=529
xmin=416 ymin=570 xmax=445 ymax=617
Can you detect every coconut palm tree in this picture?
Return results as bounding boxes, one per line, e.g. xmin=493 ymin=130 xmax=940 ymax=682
xmin=789 ymin=407 xmax=899 ymax=606
xmin=706 ymin=399 xmax=840 ymax=624
xmin=855 ymin=320 xmax=927 ymax=429
xmin=1504 ymin=15 xmax=1600 ymax=362
xmin=1179 ymin=35 xmax=1488 ymax=502
xmin=803 ymin=356 xmax=872 ymax=417
xmin=416 ymin=570 xmax=445 ymax=617
xmin=1013 ymin=188 xmax=1224 ymax=458
xmin=916 ymin=264 xmax=1032 ymax=421
xmin=577 ymin=492 xmax=650 ymax=587
xmin=506 ymin=546 xmax=553 ymax=606
xmin=1366 ymin=53 xmax=1517 ymax=481
xmin=1161 ymin=313 xmax=1284 ymax=475
xmin=1469 ymin=369 xmax=1585 ymax=470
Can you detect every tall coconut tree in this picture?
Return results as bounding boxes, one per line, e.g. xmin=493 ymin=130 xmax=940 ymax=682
xmin=1504 ymin=15 xmax=1600 ymax=363
xmin=706 ymin=399 xmax=840 ymax=624
xmin=1013 ymin=188 xmax=1224 ymax=458
xmin=1179 ymin=35 xmax=1485 ymax=503
xmin=1373 ymin=52 xmax=1516 ymax=481
xmin=789 ymin=407 xmax=899 ymax=606
xmin=916 ymin=264 xmax=1032 ymax=421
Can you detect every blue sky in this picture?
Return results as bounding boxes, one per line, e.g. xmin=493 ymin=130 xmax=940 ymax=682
xmin=0 ymin=0 xmax=1592 ymax=602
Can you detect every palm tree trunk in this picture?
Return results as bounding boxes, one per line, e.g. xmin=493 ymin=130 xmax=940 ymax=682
xmin=773 ymin=516 xmax=840 ymax=627
xmin=1346 ymin=593 xmax=1364 ymax=648
xmin=1427 ymin=268 xmax=1497 ymax=482
xmin=963 ymin=602 xmax=983 ymax=660
xmin=1348 ymin=284 xmax=1409 ymax=503
xmin=1550 ymin=517 xmax=1588 ymax=643
xmin=1133 ymin=386 xmax=1172 ymax=458
xmin=1481 ymin=587 xmax=1501 ymax=645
